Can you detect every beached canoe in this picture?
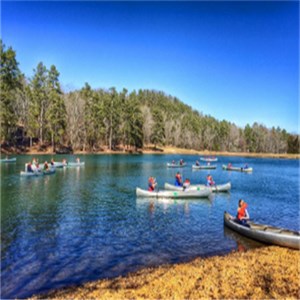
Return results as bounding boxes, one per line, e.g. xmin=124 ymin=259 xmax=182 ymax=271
xmin=192 ymin=164 xmax=217 ymax=170
xmin=164 ymin=182 xmax=231 ymax=192
xmin=166 ymin=163 xmax=187 ymax=168
xmin=224 ymin=212 xmax=300 ymax=250
xmin=67 ymin=162 xmax=85 ymax=167
xmin=0 ymin=157 xmax=16 ymax=163
xmin=136 ymin=187 xmax=211 ymax=198
xmin=200 ymin=157 xmax=218 ymax=162
xmin=222 ymin=165 xmax=253 ymax=172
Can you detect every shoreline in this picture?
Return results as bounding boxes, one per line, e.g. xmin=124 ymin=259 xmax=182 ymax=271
xmin=1 ymin=145 xmax=299 ymax=159
xmin=32 ymin=246 xmax=300 ymax=299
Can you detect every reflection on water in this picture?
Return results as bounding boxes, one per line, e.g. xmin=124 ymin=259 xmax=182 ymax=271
xmin=223 ymin=226 xmax=264 ymax=252
xmin=1 ymin=155 xmax=299 ymax=298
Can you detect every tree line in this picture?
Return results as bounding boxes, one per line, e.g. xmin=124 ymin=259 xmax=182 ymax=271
xmin=1 ymin=41 xmax=299 ymax=154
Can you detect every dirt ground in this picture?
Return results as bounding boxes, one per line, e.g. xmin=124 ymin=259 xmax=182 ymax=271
xmin=32 ymin=246 xmax=300 ymax=299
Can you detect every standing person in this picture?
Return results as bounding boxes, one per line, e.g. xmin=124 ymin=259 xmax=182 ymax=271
xmin=148 ymin=177 xmax=157 ymax=192
xmin=175 ymin=172 xmax=183 ymax=186
xmin=236 ymin=199 xmax=250 ymax=226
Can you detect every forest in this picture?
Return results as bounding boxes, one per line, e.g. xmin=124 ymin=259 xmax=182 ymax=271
xmin=1 ymin=41 xmax=299 ymax=154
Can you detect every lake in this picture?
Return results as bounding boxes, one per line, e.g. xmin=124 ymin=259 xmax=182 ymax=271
xmin=1 ymin=154 xmax=299 ymax=298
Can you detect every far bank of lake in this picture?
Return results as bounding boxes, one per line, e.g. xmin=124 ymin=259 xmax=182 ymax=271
xmin=1 ymin=145 xmax=299 ymax=159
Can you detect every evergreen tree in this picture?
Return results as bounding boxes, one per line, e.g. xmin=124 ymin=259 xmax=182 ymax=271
xmin=46 ymin=65 xmax=66 ymax=151
xmin=150 ymin=107 xmax=165 ymax=148
xmin=0 ymin=41 xmax=22 ymax=141
xmin=29 ymin=62 xmax=48 ymax=144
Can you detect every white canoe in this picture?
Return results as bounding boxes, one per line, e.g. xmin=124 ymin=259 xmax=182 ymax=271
xmin=164 ymin=182 xmax=231 ymax=192
xmin=20 ymin=168 xmax=56 ymax=176
xmin=222 ymin=165 xmax=253 ymax=172
xmin=0 ymin=157 xmax=16 ymax=163
xmin=200 ymin=157 xmax=218 ymax=162
xmin=192 ymin=164 xmax=217 ymax=170
xmin=224 ymin=212 xmax=300 ymax=250
xmin=167 ymin=163 xmax=187 ymax=168
xmin=67 ymin=162 xmax=85 ymax=167
xmin=52 ymin=162 xmax=67 ymax=168
xmin=136 ymin=187 xmax=211 ymax=198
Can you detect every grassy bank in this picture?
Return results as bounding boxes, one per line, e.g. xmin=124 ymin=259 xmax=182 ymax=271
xmin=1 ymin=145 xmax=299 ymax=159
xmin=32 ymin=246 xmax=299 ymax=299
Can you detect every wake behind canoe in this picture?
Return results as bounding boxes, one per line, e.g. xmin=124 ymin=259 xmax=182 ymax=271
xmin=224 ymin=212 xmax=300 ymax=250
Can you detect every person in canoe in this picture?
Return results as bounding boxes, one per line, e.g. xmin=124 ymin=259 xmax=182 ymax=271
xmin=179 ymin=159 xmax=184 ymax=166
xmin=175 ymin=172 xmax=183 ymax=186
xmin=27 ymin=162 xmax=34 ymax=173
xmin=44 ymin=161 xmax=49 ymax=171
xmin=183 ymin=178 xmax=191 ymax=190
xmin=228 ymin=163 xmax=232 ymax=168
xmin=206 ymin=174 xmax=215 ymax=186
xmin=235 ymin=199 xmax=250 ymax=226
xmin=51 ymin=159 xmax=55 ymax=166
xmin=76 ymin=157 xmax=80 ymax=163
xmin=243 ymin=163 xmax=249 ymax=170
xmin=195 ymin=160 xmax=200 ymax=166
xmin=148 ymin=177 xmax=157 ymax=192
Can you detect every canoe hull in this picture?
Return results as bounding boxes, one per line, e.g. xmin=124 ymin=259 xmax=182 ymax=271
xmin=164 ymin=182 xmax=231 ymax=192
xmin=222 ymin=165 xmax=253 ymax=172
xmin=200 ymin=157 xmax=218 ymax=162
xmin=0 ymin=158 xmax=16 ymax=163
xmin=192 ymin=165 xmax=217 ymax=170
xmin=167 ymin=163 xmax=186 ymax=168
xmin=136 ymin=187 xmax=211 ymax=198
xmin=67 ymin=162 xmax=85 ymax=167
xmin=224 ymin=212 xmax=300 ymax=250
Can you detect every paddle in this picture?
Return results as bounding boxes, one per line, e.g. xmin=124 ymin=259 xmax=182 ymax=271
xmin=214 ymin=183 xmax=219 ymax=193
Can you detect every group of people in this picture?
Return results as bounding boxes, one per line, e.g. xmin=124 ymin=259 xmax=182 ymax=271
xmin=26 ymin=158 xmax=51 ymax=173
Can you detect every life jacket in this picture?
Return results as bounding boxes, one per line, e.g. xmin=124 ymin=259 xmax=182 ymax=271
xmin=237 ymin=203 xmax=248 ymax=220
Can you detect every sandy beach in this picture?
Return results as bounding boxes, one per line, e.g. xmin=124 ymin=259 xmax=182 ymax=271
xmin=32 ymin=246 xmax=299 ymax=299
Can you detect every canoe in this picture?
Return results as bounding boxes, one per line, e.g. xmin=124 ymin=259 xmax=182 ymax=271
xmin=200 ymin=157 xmax=218 ymax=162
xmin=20 ymin=168 xmax=56 ymax=176
xmin=67 ymin=162 xmax=85 ymax=167
xmin=0 ymin=157 xmax=16 ymax=163
xmin=136 ymin=187 xmax=211 ymax=198
xmin=222 ymin=165 xmax=253 ymax=172
xmin=52 ymin=162 xmax=67 ymax=168
xmin=192 ymin=164 xmax=217 ymax=170
xmin=164 ymin=182 xmax=231 ymax=192
xmin=224 ymin=212 xmax=300 ymax=250
xmin=166 ymin=163 xmax=186 ymax=168
xmin=20 ymin=171 xmax=43 ymax=176
xmin=43 ymin=168 xmax=56 ymax=175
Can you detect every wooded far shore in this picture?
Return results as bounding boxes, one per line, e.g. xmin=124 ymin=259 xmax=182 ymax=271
xmin=1 ymin=145 xmax=299 ymax=159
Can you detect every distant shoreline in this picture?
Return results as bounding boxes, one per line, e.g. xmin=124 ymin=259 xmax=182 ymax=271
xmin=1 ymin=145 xmax=299 ymax=159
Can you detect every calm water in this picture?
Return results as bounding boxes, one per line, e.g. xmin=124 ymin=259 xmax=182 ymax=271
xmin=1 ymin=154 xmax=299 ymax=298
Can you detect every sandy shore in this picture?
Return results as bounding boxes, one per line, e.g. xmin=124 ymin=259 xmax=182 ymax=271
xmin=2 ymin=145 xmax=299 ymax=159
xmin=31 ymin=246 xmax=299 ymax=299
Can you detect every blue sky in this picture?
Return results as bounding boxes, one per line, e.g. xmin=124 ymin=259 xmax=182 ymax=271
xmin=1 ymin=1 xmax=299 ymax=133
